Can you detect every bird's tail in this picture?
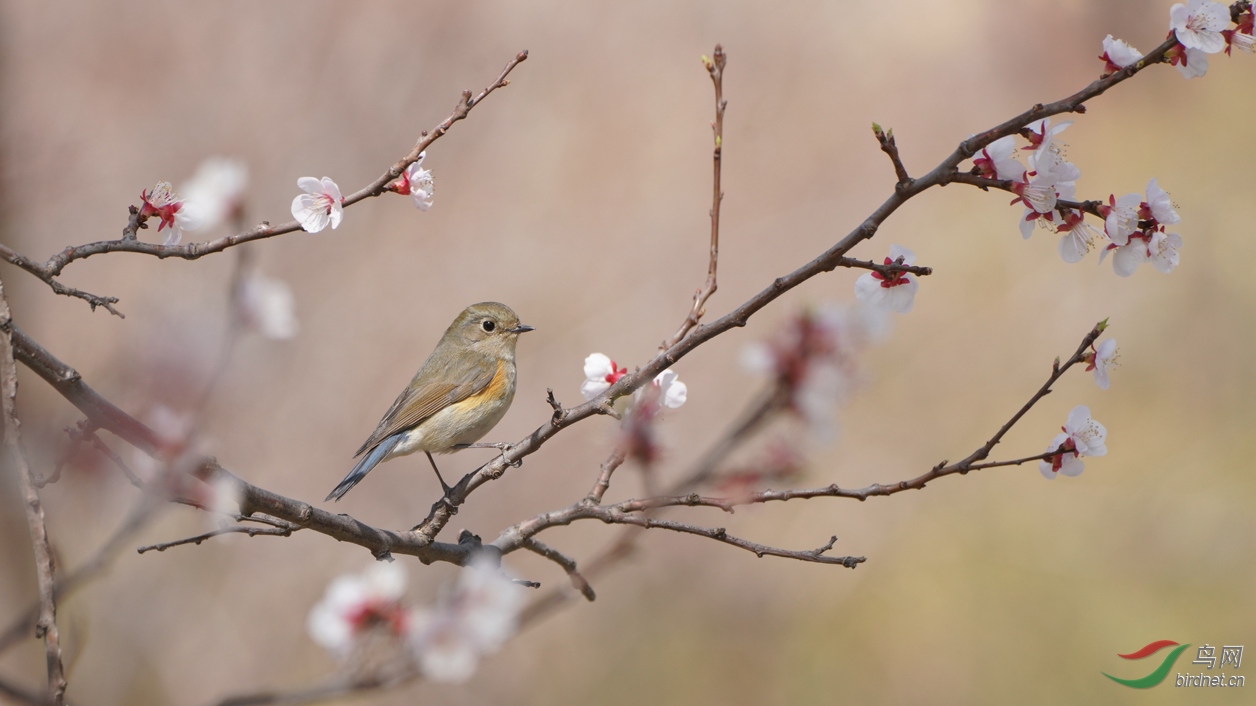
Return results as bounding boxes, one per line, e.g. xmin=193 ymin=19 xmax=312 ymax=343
xmin=325 ymin=434 xmax=402 ymax=502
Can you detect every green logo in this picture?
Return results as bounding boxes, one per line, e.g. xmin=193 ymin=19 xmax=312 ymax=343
xmin=1103 ymin=640 xmax=1190 ymax=689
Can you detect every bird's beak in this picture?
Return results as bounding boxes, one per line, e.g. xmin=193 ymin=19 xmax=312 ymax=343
xmin=510 ymin=324 xmax=535 ymax=334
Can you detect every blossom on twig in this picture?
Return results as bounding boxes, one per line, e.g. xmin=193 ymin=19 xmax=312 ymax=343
xmin=1099 ymin=178 xmax=1185 ymax=276
xmin=1099 ymin=35 xmax=1144 ymax=76
xmin=291 ymin=176 xmax=344 ymax=233
xmin=1084 ymin=338 xmax=1119 ymax=389
xmin=972 ymin=136 xmax=1023 ymax=181
xmin=580 ymin=353 xmax=628 ymax=401
xmin=1022 ymin=118 xmax=1072 ymax=171
xmin=1056 ymin=209 xmax=1104 ymax=264
xmin=1039 ymin=405 xmax=1107 ymax=479
xmin=140 ymin=182 xmax=204 ymax=246
xmin=1170 ymin=0 xmax=1231 ymax=54
xmin=387 ymin=152 xmax=435 ymax=211
xmin=854 ymin=245 xmax=918 ymax=313
xmin=1168 ymin=44 xmax=1211 ymax=78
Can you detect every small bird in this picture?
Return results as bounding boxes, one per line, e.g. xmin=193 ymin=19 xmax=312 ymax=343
xmin=326 ymin=302 xmax=533 ymax=502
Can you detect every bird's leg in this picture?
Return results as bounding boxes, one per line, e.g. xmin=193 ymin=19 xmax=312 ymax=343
xmin=453 ymin=441 xmax=519 ymax=467
xmin=425 ymin=451 xmax=453 ymax=496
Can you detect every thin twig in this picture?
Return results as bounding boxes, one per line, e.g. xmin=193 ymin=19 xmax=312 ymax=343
xmin=0 ymin=276 xmax=66 ymax=705
xmin=520 ymin=538 xmax=596 ymax=601
xmin=836 ymin=256 xmax=933 ymax=278
xmin=137 ymin=524 xmax=293 ymax=554
xmin=661 ymin=44 xmax=727 ymax=350
xmin=872 ymin=123 xmax=912 ymax=190
xmin=585 ymin=449 xmax=626 ymax=504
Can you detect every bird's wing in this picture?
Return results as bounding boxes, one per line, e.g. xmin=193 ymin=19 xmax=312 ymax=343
xmin=353 ymin=355 xmax=500 ymax=457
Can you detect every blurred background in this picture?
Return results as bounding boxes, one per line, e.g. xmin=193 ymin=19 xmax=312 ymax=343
xmin=1 ymin=0 xmax=1253 ymax=703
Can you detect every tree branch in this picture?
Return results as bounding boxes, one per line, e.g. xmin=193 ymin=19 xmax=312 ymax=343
xmin=3 ymin=322 xmax=479 ymax=567
xmin=520 ymin=538 xmax=596 ymax=602
xmin=661 ymin=44 xmax=727 ymax=350
xmin=136 ymin=524 xmax=294 ymax=555
xmin=0 ymin=277 xmax=66 ymax=706
xmin=0 ymin=51 xmax=528 ymax=314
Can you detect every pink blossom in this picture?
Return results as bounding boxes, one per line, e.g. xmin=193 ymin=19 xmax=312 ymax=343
xmin=140 ymin=182 xmax=204 ymax=246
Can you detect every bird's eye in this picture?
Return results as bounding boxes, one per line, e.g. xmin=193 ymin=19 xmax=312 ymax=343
xmin=481 ymin=320 xmax=496 ymax=332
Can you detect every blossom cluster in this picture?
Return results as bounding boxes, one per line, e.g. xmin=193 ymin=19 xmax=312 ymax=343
xmin=580 ymin=354 xmax=687 ymax=463
xmin=307 ymin=557 xmax=525 ymax=683
xmin=741 ymin=303 xmax=886 ymax=440
xmin=971 ymin=117 xmax=1184 ymax=275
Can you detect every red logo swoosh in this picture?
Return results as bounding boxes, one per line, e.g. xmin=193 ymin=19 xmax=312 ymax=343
xmin=1118 ymin=640 xmax=1179 ymax=659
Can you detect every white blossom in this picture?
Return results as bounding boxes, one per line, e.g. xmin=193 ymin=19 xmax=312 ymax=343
xmin=1039 ymin=433 xmax=1085 ymax=479
xmin=1039 ymin=405 xmax=1107 ymax=479
xmin=1108 ymin=239 xmax=1149 ymax=277
xmin=973 ymin=136 xmax=1023 ymax=181
xmin=1058 ymin=220 xmax=1102 ymax=264
xmin=403 ymin=153 xmax=435 ymax=211
xmin=1064 ymin=404 xmax=1108 ymax=457
xmin=1148 ymin=231 xmax=1183 ymax=273
xmin=854 ymin=245 xmax=918 ymax=314
xmin=181 ymin=157 xmax=248 ymax=231
xmin=238 ymin=272 xmax=299 ymax=340
xmin=1088 ymin=338 xmax=1119 ymax=390
xmin=407 ymin=557 xmax=526 ymax=683
xmin=1144 ymin=178 xmax=1180 ymax=226
xmin=1024 ymin=118 xmax=1072 ymax=172
xmin=1104 ymin=192 xmax=1142 ymax=246
xmin=1170 ymin=0 xmax=1231 ymax=54
xmin=1174 ymin=46 xmax=1210 ymax=78
xmin=1101 ymin=35 xmax=1144 ymax=72
xmin=291 ymin=176 xmax=344 ymax=233
xmin=307 ymin=563 xmax=412 ymax=658
xmin=638 ymin=369 xmax=687 ymax=409
xmin=580 ymin=353 xmax=625 ymax=401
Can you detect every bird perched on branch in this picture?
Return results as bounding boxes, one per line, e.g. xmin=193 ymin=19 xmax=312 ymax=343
xmin=326 ymin=302 xmax=533 ymax=502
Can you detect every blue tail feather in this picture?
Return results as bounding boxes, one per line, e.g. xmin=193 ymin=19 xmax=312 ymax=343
xmin=326 ymin=434 xmax=402 ymax=502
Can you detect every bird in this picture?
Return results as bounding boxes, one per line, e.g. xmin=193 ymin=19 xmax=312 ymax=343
xmin=326 ymin=302 xmax=533 ymax=502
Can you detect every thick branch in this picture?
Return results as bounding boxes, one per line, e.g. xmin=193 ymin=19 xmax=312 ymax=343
xmin=4 ymin=323 xmax=478 ymax=567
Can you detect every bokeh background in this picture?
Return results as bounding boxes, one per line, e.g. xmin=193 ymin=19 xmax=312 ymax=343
xmin=1 ymin=0 xmax=1253 ymax=704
